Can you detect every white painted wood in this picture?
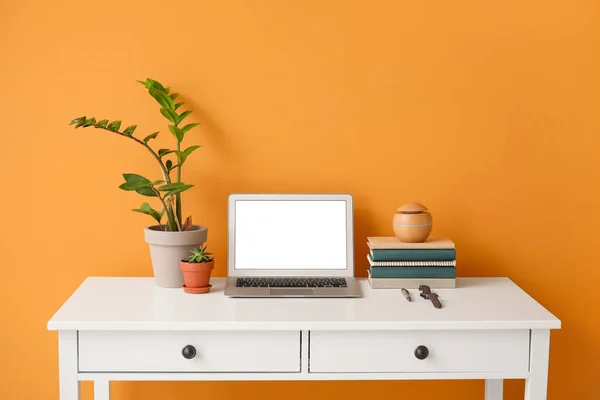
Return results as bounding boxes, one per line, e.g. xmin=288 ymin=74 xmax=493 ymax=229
xmin=300 ymin=330 xmax=309 ymax=374
xmin=58 ymin=331 xmax=80 ymax=400
xmin=78 ymin=370 xmax=522 ymax=381
xmin=79 ymin=330 xmax=300 ymax=373
xmin=47 ymin=278 xmax=561 ymax=331
xmin=309 ymin=330 xmax=529 ymax=375
xmin=93 ymin=380 xmax=110 ymax=400
xmin=485 ymin=379 xmax=503 ymax=400
xmin=49 ymin=277 xmax=560 ymax=390
xmin=525 ymin=329 xmax=551 ymax=400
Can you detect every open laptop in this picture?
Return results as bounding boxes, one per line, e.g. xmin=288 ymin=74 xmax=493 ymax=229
xmin=224 ymin=194 xmax=362 ymax=297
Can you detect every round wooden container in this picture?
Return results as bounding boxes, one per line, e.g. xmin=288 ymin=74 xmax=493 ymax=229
xmin=392 ymin=202 xmax=433 ymax=243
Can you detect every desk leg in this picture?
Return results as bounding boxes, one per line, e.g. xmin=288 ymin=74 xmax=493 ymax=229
xmin=94 ymin=380 xmax=110 ymax=400
xmin=485 ymin=379 xmax=503 ymax=399
xmin=58 ymin=331 xmax=80 ymax=400
xmin=524 ymin=329 xmax=550 ymax=400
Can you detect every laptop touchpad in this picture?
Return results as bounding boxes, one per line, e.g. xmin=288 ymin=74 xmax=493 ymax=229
xmin=270 ymin=288 xmax=314 ymax=296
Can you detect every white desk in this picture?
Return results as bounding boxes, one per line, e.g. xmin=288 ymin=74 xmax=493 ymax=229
xmin=48 ymin=277 xmax=560 ymax=400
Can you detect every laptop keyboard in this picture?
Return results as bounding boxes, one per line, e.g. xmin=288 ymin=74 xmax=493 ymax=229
xmin=236 ymin=277 xmax=348 ymax=288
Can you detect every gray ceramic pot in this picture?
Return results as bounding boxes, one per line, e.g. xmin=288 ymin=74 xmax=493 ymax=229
xmin=144 ymin=225 xmax=208 ymax=288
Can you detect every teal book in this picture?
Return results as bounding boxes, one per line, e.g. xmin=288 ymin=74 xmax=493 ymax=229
xmin=369 ymin=266 xmax=456 ymax=279
xmin=369 ymin=248 xmax=456 ymax=262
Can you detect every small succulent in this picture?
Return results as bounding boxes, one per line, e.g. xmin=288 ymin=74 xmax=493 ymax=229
xmin=185 ymin=246 xmax=214 ymax=263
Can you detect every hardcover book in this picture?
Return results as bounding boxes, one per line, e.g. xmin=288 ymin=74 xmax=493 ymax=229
xmin=369 ymin=248 xmax=457 ymax=262
xmin=367 ymin=236 xmax=455 ymax=250
xmin=367 ymin=270 xmax=456 ymax=289
xmin=369 ymin=266 xmax=457 ymax=279
xmin=367 ymin=254 xmax=456 ymax=267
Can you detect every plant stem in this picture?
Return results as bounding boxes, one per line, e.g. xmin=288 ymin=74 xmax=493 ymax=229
xmin=176 ymin=141 xmax=182 ymax=224
xmin=157 ymin=192 xmax=176 ymax=231
xmin=166 ymin=196 xmax=182 ymax=231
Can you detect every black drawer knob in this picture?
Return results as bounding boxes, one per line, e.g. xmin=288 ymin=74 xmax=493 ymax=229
xmin=414 ymin=345 xmax=429 ymax=360
xmin=182 ymin=345 xmax=197 ymax=359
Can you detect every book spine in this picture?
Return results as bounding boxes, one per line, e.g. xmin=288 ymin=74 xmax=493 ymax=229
xmin=367 ymin=257 xmax=456 ymax=267
xmin=368 ymin=277 xmax=456 ymax=289
xmin=370 ymin=248 xmax=456 ymax=261
xmin=369 ymin=266 xmax=457 ymax=279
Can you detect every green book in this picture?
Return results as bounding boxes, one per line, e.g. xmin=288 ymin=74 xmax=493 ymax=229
xmin=369 ymin=266 xmax=456 ymax=279
xmin=369 ymin=248 xmax=456 ymax=262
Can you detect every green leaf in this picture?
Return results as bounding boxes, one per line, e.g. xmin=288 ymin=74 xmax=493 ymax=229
xmin=107 ymin=120 xmax=121 ymax=131
xmin=166 ymin=160 xmax=173 ymax=172
xmin=143 ymin=132 xmax=159 ymax=144
xmin=70 ymin=116 xmax=86 ymax=125
xmin=158 ymin=148 xmax=175 ymax=158
xmin=123 ymin=125 xmax=137 ymax=135
xmin=176 ymin=145 xmax=201 ymax=164
xmin=178 ymin=110 xmax=192 ymax=123
xmin=181 ymin=123 xmax=200 ymax=134
xmin=75 ymin=118 xmax=87 ymax=128
xmin=135 ymin=186 xmax=159 ymax=197
xmin=150 ymin=89 xmax=170 ymax=109
xmin=164 ymin=87 xmax=171 ymax=94
xmin=174 ymin=102 xmax=184 ymax=110
xmin=159 ymin=107 xmax=174 ymax=123
xmin=132 ymin=203 xmax=163 ymax=224
xmin=120 ymin=173 xmax=153 ymax=190
xmin=119 ymin=181 xmax=150 ymax=191
xmin=164 ymin=184 xmax=193 ymax=198
xmin=122 ymin=173 xmax=152 ymax=185
xmin=157 ymin=182 xmax=194 ymax=197
xmin=135 ymin=202 xmax=153 ymax=213
xmin=160 ymin=108 xmax=179 ymax=124
xmin=165 ymin=108 xmax=179 ymax=123
xmin=141 ymin=78 xmax=167 ymax=93
xmin=150 ymin=88 xmax=175 ymax=110
xmin=152 ymin=180 xmax=165 ymax=185
xmin=169 ymin=93 xmax=179 ymax=100
xmin=157 ymin=182 xmax=187 ymax=191
xmin=82 ymin=117 xmax=96 ymax=127
xmin=96 ymin=119 xmax=109 ymax=128
xmin=168 ymin=125 xmax=184 ymax=142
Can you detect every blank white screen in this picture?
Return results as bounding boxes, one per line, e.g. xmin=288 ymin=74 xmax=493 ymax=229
xmin=234 ymin=200 xmax=347 ymax=270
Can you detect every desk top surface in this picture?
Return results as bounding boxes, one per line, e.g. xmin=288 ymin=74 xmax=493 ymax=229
xmin=47 ymin=277 xmax=560 ymax=331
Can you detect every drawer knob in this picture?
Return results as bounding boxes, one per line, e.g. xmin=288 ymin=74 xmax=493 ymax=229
xmin=182 ymin=345 xmax=197 ymax=360
xmin=414 ymin=345 xmax=429 ymax=360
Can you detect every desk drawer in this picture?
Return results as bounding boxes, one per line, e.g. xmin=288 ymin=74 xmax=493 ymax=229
xmin=309 ymin=330 xmax=529 ymax=375
xmin=79 ymin=331 xmax=300 ymax=372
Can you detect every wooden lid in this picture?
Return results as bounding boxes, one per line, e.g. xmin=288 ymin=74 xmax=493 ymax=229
xmin=396 ymin=202 xmax=428 ymax=213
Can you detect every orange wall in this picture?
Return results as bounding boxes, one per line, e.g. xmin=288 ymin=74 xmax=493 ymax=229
xmin=1 ymin=0 xmax=599 ymax=399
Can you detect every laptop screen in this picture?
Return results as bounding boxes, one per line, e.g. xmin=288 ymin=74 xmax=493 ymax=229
xmin=234 ymin=200 xmax=348 ymax=270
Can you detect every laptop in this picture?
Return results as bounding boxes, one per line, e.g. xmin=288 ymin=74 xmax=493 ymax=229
xmin=224 ymin=194 xmax=362 ymax=297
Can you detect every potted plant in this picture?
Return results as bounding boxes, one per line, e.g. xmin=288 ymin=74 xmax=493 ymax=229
xmin=69 ymin=78 xmax=207 ymax=288
xmin=180 ymin=246 xmax=215 ymax=294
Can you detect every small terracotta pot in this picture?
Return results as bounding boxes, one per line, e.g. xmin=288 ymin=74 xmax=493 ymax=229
xmin=180 ymin=260 xmax=214 ymax=294
xmin=393 ymin=202 xmax=433 ymax=243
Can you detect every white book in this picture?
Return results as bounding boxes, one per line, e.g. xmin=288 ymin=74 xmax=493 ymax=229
xmin=367 ymin=254 xmax=456 ymax=267
xmin=367 ymin=270 xmax=456 ymax=289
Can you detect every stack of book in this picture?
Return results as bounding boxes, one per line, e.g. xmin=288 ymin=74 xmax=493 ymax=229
xmin=367 ymin=237 xmax=456 ymax=289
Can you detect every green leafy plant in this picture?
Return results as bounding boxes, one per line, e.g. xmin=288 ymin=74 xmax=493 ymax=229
xmin=69 ymin=78 xmax=201 ymax=231
xmin=184 ymin=246 xmax=214 ymax=263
